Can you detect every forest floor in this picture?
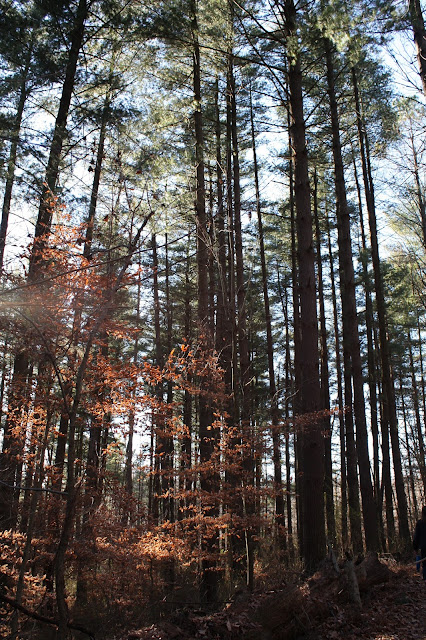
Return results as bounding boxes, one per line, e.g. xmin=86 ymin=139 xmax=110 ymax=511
xmin=311 ymin=562 xmax=426 ymax=640
xmin=123 ymin=562 xmax=426 ymax=640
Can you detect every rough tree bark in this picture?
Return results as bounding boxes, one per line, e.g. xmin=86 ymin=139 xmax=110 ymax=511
xmin=250 ymin=83 xmax=285 ymax=550
xmin=409 ymin=0 xmax=426 ymax=95
xmin=325 ymin=41 xmax=378 ymax=552
xmin=191 ymin=0 xmax=219 ymax=603
xmin=313 ymin=169 xmax=336 ymax=547
xmin=326 ymin=212 xmax=348 ymax=549
xmin=283 ymin=0 xmax=325 ymax=569
xmin=0 ymin=47 xmax=32 ymax=271
xmin=352 ymin=67 xmax=410 ymax=546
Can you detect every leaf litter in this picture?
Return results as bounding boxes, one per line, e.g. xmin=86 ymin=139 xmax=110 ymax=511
xmin=122 ymin=563 xmax=426 ymax=640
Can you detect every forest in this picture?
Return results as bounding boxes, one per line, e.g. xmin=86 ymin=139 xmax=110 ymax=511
xmin=0 ymin=0 xmax=426 ymax=638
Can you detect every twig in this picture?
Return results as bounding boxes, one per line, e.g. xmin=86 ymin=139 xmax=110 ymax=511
xmin=0 ymin=593 xmax=95 ymax=639
xmin=0 ymin=479 xmax=67 ymax=496
xmin=414 ymin=555 xmax=426 ymax=564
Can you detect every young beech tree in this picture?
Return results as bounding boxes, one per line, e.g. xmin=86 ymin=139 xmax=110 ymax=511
xmin=0 ymin=200 xmax=158 ymax=635
xmin=0 ymin=0 xmax=90 ymax=531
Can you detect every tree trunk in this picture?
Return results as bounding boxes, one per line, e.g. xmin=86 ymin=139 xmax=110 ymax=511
xmin=399 ymin=377 xmax=419 ymax=524
xmin=408 ymin=332 xmax=426 ymax=495
xmin=10 ymin=419 xmax=49 ymax=640
xmin=0 ymin=48 xmax=32 ymax=271
xmin=325 ymin=41 xmax=378 ymax=552
xmin=409 ymin=0 xmax=426 ymax=95
xmin=313 ymin=169 xmax=336 ymax=547
xmin=0 ymin=338 xmax=9 ymax=431
xmin=180 ymin=241 xmax=193 ymax=521
xmin=29 ymin=0 xmax=89 ymax=278
xmin=379 ymin=379 xmax=395 ymax=547
xmin=125 ymin=259 xmax=142 ymax=500
xmin=228 ymin=32 xmax=254 ymax=589
xmin=285 ymin=0 xmax=325 ymax=570
xmin=151 ymin=233 xmax=164 ymax=523
xmin=250 ymin=83 xmax=285 ymax=549
xmin=417 ymin=316 xmax=426 ymax=427
xmin=326 ymin=212 xmax=348 ymax=549
xmin=287 ymin=103 xmax=303 ymax=557
xmin=164 ymin=233 xmax=174 ymax=524
xmin=0 ymin=351 xmax=31 ymax=529
xmin=75 ymin=334 xmax=109 ymax=606
xmin=352 ymin=67 xmax=410 ymax=547
xmin=54 ymin=406 xmax=78 ymax=639
xmin=352 ymin=154 xmax=384 ymax=546
xmin=191 ymin=0 xmax=218 ymax=603
xmin=83 ymin=92 xmax=110 ymax=259
xmin=280 ymin=270 xmax=294 ymax=557
xmin=409 ymin=128 xmax=426 ymax=249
